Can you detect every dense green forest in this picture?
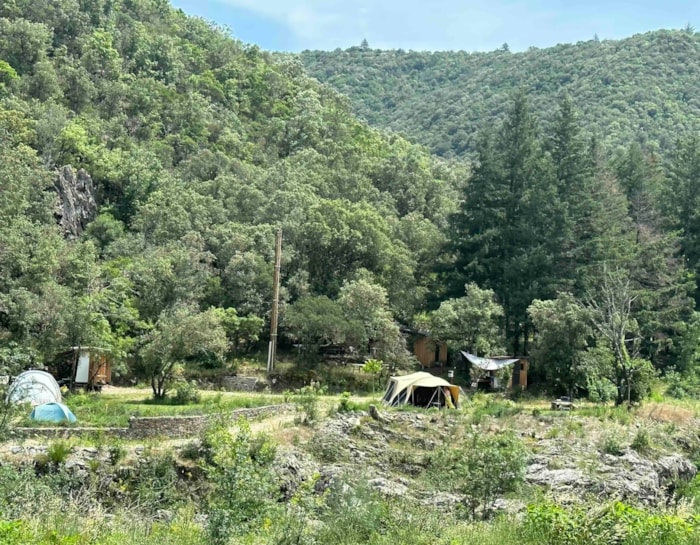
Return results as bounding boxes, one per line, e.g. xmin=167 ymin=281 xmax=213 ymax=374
xmin=0 ymin=0 xmax=464 ymax=395
xmin=300 ymin=30 xmax=700 ymax=158
xmin=3 ymin=0 xmax=700 ymax=404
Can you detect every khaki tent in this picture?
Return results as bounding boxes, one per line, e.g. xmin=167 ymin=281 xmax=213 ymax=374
xmin=382 ymin=371 xmax=460 ymax=408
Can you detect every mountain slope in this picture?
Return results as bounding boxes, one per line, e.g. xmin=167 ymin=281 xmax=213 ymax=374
xmin=0 ymin=0 xmax=461 ymax=367
xmin=300 ymin=30 xmax=700 ymax=157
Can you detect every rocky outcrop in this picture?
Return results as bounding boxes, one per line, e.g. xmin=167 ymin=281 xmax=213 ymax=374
xmin=526 ymin=447 xmax=696 ymax=506
xmin=53 ymin=165 xmax=97 ymax=237
xmin=284 ymin=411 xmax=698 ymax=510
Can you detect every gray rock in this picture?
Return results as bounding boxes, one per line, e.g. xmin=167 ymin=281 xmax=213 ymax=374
xmin=526 ymin=466 xmax=585 ymax=487
xmin=368 ymin=477 xmax=409 ymax=497
xmin=421 ymin=491 xmax=464 ymax=508
xmin=274 ymin=449 xmax=320 ymax=499
xmin=492 ymin=498 xmax=526 ymax=514
xmin=526 ymin=443 xmax=696 ymax=506
xmin=54 ymin=165 xmax=97 ymax=238
xmin=655 ymin=454 xmax=697 ymax=484
xmin=348 ymin=417 xmax=362 ymax=428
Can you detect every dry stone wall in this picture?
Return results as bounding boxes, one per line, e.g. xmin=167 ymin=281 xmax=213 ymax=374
xmin=221 ymin=376 xmax=260 ymax=392
xmin=11 ymin=404 xmax=294 ymax=440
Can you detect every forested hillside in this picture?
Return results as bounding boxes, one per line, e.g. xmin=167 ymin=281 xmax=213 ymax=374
xmin=300 ymin=30 xmax=700 ymax=157
xmin=0 ymin=0 xmax=463 ymax=392
xmin=5 ymin=0 xmax=700 ymax=405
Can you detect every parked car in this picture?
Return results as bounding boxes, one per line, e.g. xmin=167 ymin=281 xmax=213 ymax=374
xmin=551 ymin=396 xmax=576 ymax=411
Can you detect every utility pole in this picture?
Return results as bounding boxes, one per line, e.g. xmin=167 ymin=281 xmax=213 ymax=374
xmin=267 ymin=228 xmax=282 ymax=374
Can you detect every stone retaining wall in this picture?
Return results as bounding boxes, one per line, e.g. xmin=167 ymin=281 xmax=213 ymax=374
xmin=11 ymin=403 xmax=294 ymax=440
xmin=221 ymin=375 xmax=260 ymax=392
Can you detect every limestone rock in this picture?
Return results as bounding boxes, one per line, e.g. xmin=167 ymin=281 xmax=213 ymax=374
xmin=54 ymin=165 xmax=97 ymax=238
xmin=274 ymin=449 xmax=320 ymax=500
xmin=368 ymin=477 xmax=408 ymax=497
xmin=526 ymin=466 xmax=587 ymax=488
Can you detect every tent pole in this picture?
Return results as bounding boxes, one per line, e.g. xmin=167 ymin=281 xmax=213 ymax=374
xmin=427 ymin=389 xmax=437 ymax=407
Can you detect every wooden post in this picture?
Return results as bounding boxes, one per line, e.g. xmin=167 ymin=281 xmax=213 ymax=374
xmin=267 ymin=229 xmax=282 ymax=374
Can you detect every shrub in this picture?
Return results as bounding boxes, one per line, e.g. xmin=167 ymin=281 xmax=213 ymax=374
xmin=108 ymin=442 xmax=126 ymax=465
xmin=120 ymin=451 xmax=180 ymax=513
xmin=631 ymin=428 xmax=652 ymax=454
xmin=315 ymin=476 xmax=390 ymax=544
xmin=522 ymin=501 xmax=700 ymax=545
xmin=665 ymin=370 xmax=700 ymax=399
xmin=172 ymin=380 xmax=201 ymax=405
xmin=337 ymin=391 xmax=352 ymax=412
xmin=309 ymin=431 xmax=349 ymax=463
xmin=291 ymin=381 xmax=326 ymax=425
xmin=587 ymin=376 xmax=618 ymax=403
xmin=600 ymin=434 xmax=624 ymax=456
xmin=47 ymin=441 xmax=72 ymax=465
xmin=362 ymin=358 xmax=384 ymax=393
xmin=432 ymin=431 xmax=526 ymax=519
xmin=202 ymin=418 xmax=278 ymax=544
xmin=336 ymin=391 xmax=367 ymax=413
xmin=470 ymin=399 xmax=521 ymax=424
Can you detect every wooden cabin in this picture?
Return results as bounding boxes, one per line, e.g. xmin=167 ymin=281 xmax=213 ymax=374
xmin=413 ymin=335 xmax=448 ymax=368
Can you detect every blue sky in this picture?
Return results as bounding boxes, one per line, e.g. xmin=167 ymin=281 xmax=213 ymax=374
xmin=170 ymin=0 xmax=700 ymax=52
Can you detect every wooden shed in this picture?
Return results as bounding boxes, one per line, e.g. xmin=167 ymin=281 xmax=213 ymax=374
xmin=413 ymin=335 xmax=448 ymax=368
xmin=509 ymin=357 xmax=529 ymax=390
xmin=53 ymin=347 xmax=112 ymax=391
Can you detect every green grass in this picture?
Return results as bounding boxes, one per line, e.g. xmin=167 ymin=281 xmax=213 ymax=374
xmin=17 ymin=390 xmax=286 ymax=428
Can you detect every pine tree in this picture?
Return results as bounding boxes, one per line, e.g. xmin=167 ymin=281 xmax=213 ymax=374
xmin=449 ymin=93 xmax=557 ymax=354
xmin=666 ymin=135 xmax=700 ymax=303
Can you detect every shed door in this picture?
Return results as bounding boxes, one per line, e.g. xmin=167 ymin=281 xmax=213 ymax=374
xmin=75 ymin=351 xmax=90 ymax=383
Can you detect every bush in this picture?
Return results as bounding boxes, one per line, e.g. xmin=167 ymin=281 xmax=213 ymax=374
xmin=172 ymin=380 xmax=202 ymax=405
xmin=309 ymin=431 xmax=349 ymax=463
xmin=120 ymin=451 xmax=180 ymax=513
xmin=316 ymin=476 xmax=390 ymax=544
xmin=587 ymin=376 xmax=618 ymax=403
xmin=600 ymin=433 xmax=624 ymax=456
xmin=202 ymin=418 xmax=278 ymax=544
xmin=337 ymin=391 xmax=353 ymax=412
xmin=291 ymin=381 xmax=326 ymax=425
xmin=664 ymin=370 xmax=700 ymax=399
xmin=470 ymin=399 xmax=521 ymax=424
xmin=522 ymin=501 xmax=700 ymax=545
xmin=108 ymin=442 xmax=126 ymax=465
xmin=631 ymin=428 xmax=652 ymax=455
xmin=433 ymin=431 xmax=526 ymax=519
xmin=47 ymin=441 xmax=72 ymax=465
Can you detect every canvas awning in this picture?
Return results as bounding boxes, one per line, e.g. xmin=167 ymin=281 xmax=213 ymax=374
xmin=461 ymin=352 xmax=520 ymax=371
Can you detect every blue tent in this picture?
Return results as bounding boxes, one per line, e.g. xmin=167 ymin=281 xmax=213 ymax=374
xmin=30 ymin=402 xmax=77 ymax=424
